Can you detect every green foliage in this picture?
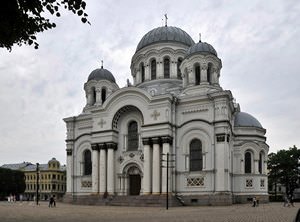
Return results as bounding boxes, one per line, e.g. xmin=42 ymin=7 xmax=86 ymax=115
xmin=268 ymin=145 xmax=300 ymax=196
xmin=0 ymin=0 xmax=90 ymax=51
xmin=0 ymin=168 xmax=26 ymax=199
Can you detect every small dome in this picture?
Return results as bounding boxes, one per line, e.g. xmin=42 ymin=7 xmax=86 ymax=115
xmin=88 ymin=67 xmax=116 ymax=83
xmin=48 ymin=158 xmax=59 ymax=164
xmin=136 ymin=26 xmax=195 ymax=52
xmin=234 ymin=112 xmax=263 ymax=128
xmin=186 ymin=41 xmax=218 ymax=57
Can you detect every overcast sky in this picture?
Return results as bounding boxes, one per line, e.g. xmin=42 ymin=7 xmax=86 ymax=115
xmin=0 ymin=0 xmax=299 ymax=166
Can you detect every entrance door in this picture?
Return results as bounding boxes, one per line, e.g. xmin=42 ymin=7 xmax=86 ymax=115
xmin=129 ymin=175 xmax=141 ymax=195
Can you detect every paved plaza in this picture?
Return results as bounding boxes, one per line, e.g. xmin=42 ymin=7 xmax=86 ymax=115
xmin=0 ymin=201 xmax=298 ymax=222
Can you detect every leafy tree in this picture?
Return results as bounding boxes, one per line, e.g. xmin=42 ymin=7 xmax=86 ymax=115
xmin=0 ymin=0 xmax=90 ymax=51
xmin=0 ymin=168 xmax=26 ymax=199
xmin=268 ymin=146 xmax=300 ymax=199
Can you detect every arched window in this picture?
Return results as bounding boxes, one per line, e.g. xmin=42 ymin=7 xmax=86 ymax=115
xmin=190 ymin=139 xmax=202 ymax=171
xmin=244 ymin=151 xmax=252 ymax=174
xmin=151 ymin=59 xmax=156 ymax=80
xmin=91 ymin=87 xmax=96 ymax=105
xmin=83 ymin=150 xmax=92 ymax=175
xmin=259 ymin=152 xmax=264 ymax=174
xmin=195 ymin=65 xmax=201 ymax=85
xmin=101 ymin=87 xmax=106 ymax=104
xmin=177 ymin=58 xmax=183 ymax=79
xmin=127 ymin=121 xmax=138 ymax=151
xmin=141 ymin=63 xmax=145 ymax=82
xmin=164 ymin=58 xmax=170 ymax=78
xmin=207 ymin=63 xmax=212 ymax=84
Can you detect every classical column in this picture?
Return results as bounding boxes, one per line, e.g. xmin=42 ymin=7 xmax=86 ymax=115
xmin=152 ymin=137 xmax=161 ymax=194
xmin=86 ymin=89 xmax=93 ymax=106
xmin=171 ymin=60 xmax=177 ymax=79
xmin=66 ymin=143 xmax=73 ymax=193
xmin=145 ymin=64 xmax=150 ymax=81
xmin=254 ymin=160 xmax=259 ymax=174
xmin=99 ymin=144 xmax=107 ymax=194
xmin=200 ymin=64 xmax=208 ymax=85
xmin=188 ymin=69 xmax=195 ymax=86
xmin=91 ymin=144 xmax=99 ymax=194
xmin=107 ymin=143 xmax=117 ymax=195
xmin=95 ymin=88 xmax=102 ymax=105
xmin=142 ymin=138 xmax=152 ymax=194
xmin=136 ymin=69 xmax=141 ymax=84
xmin=161 ymin=136 xmax=172 ymax=194
xmin=157 ymin=60 xmax=163 ymax=79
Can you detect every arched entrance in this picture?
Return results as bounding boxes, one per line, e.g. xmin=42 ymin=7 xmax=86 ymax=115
xmin=124 ymin=164 xmax=142 ymax=196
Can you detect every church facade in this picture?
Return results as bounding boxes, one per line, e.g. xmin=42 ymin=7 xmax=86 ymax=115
xmin=64 ymin=25 xmax=269 ymax=205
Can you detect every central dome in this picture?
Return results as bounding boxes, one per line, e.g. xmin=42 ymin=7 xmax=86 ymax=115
xmin=136 ymin=26 xmax=195 ymax=52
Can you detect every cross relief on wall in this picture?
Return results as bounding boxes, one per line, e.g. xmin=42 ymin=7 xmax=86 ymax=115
xmin=98 ymin=118 xmax=106 ymax=128
xmin=151 ymin=110 xmax=160 ymax=120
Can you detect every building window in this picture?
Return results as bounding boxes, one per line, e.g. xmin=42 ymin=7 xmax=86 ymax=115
xmin=177 ymin=58 xmax=183 ymax=79
xmin=127 ymin=121 xmax=138 ymax=151
xmin=189 ymin=139 xmax=202 ymax=171
xmin=83 ymin=149 xmax=92 ymax=175
xmin=92 ymin=87 xmax=96 ymax=105
xmin=260 ymin=179 xmax=265 ymax=188
xmin=245 ymin=151 xmax=252 ymax=174
xmin=246 ymin=178 xmax=253 ymax=188
xmin=207 ymin=63 xmax=212 ymax=84
xmin=141 ymin=63 xmax=145 ymax=82
xmin=101 ymin=87 xmax=106 ymax=104
xmin=259 ymin=152 xmax=263 ymax=174
xmin=164 ymin=58 xmax=170 ymax=78
xmin=151 ymin=59 xmax=156 ymax=80
xmin=195 ymin=65 xmax=200 ymax=85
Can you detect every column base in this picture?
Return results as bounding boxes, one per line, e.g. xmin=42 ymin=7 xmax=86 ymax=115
xmin=142 ymin=192 xmax=151 ymax=195
xmin=151 ymin=192 xmax=161 ymax=195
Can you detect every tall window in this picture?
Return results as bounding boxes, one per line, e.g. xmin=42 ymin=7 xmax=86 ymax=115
xmin=177 ymin=58 xmax=183 ymax=79
xmin=259 ymin=152 xmax=263 ymax=174
xmin=141 ymin=63 xmax=145 ymax=82
xmin=128 ymin=121 xmax=138 ymax=151
xmin=207 ymin=63 xmax=212 ymax=84
xmin=190 ymin=139 xmax=202 ymax=171
xmin=151 ymin=59 xmax=156 ymax=80
xmin=101 ymin=87 xmax=106 ymax=104
xmin=164 ymin=58 xmax=170 ymax=78
xmin=195 ymin=65 xmax=201 ymax=85
xmin=244 ymin=151 xmax=252 ymax=174
xmin=92 ymin=87 xmax=96 ymax=104
xmin=83 ymin=150 xmax=92 ymax=175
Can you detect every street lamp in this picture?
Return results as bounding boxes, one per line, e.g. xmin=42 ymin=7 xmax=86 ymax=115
xmin=36 ymin=163 xmax=39 ymax=205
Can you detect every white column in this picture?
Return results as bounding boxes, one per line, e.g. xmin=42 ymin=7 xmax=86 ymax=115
xmin=66 ymin=143 xmax=73 ymax=193
xmin=91 ymin=145 xmax=99 ymax=193
xmin=161 ymin=137 xmax=171 ymax=194
xmin=188 ymin=69 xmax=195 ymax=86
xmin=171 ymin=60 xmax=177 ymax=79
xmin=157 ymin=60 xmax=163 ymax=79
xmin=136 ymin=70 xmax=141 ymax=84
xmin=145 ymin=64 xmax=150 ymax=81
xmin=107 ymin=146 xmax=115 ymax=194
xmin=95 ymin=88 xmax=102 ymax=105
xmin=142 ymin=138 xmax=151 ymax=194
xmin=254 ymin=160 xmax=259 ymax=174
xmin=99 ymin=147 xmax=107 ymax=194
xmin=152 ymin=138 xmax=161 ymax=194
xmin=200 ymin=64 xmax=208 ymax=85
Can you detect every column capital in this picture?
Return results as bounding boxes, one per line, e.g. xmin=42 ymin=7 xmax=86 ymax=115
xmin=142 ymin=137 xmax=151 ymax=145
xmin=98 ymin=143 xmax=106 ymax=150
xmin=161 ymin=136 xmax=173 ymax=145
xmin=106 ymin=142 xmax=118 ymax=150
xmin=151 ymin=137 xmax=161 ymax=145
xmin=91 ymin=143 xmax=99 ymax=151
xmin=66 ymin=149 xmax=72 ymax=156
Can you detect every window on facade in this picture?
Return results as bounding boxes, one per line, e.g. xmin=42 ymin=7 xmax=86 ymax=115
xmin=164 ymin=58 xmax=170 ymax=78
xmin=141 ymin=63 xmax=145 ymax=82
xmin=177 ymin=58 xmax=183 ymax=79
xmin=195 ymin=65 xmax=201 ymax=85
xmin=207 ymin=63 xmax=212 ymax=84
xmin=92 ymin=87 xmax=96 ymax=105
xmin=259 ymin=152 xmax=263 ymax=174
xmin=83 ymin=150 xmax=92 ymax=175
xmin=53 ymin=174 xmax=56 ymax=179
xmin=245 ymin=151 xmax=252 ymax=173
xmin=190 ymin=139 xmax=203 ymax=171
xmin=127 ymin=121 xmax=138 ymax=151
xmin=151 ymin=59 xmax=156 ymax=80
xmin=52 ymin=184 xmax=56 ymax=190
xmin=101 ymin=87 xmax=106 ymax=104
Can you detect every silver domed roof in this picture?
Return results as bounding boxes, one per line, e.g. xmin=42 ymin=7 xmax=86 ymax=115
xmin=186 ymin=41 xmax=218 ymax=57
xmin=88 ymin=67 xmax=116 ymax=83
xmin=136 ymin=26 xmax=195 ymax=52
xmin=234 ymin=112 xmax=263 ymax=128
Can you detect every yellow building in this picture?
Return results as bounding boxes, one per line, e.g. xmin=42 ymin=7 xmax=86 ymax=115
xmin=2 ymin=158 xmax=66 ymax=201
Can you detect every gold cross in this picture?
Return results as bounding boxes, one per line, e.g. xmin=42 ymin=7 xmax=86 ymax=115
xmin=151 ymin=110 xmax=160 ymax=120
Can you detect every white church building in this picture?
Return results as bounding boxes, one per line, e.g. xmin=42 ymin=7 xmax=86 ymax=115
xmin=63 ymin=24 xmax=269 ymax=206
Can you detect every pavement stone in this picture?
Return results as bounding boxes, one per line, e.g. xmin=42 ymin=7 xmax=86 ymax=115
xmin=0 ymin=201 xmax=298 ymax=222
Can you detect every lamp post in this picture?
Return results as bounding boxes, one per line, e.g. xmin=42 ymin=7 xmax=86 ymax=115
xmin=36 ymin=163 xmax=39 ymax=205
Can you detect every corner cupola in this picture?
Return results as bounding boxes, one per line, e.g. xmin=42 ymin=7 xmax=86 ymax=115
xmin=84 ymin=63 xmax=119 ymax=110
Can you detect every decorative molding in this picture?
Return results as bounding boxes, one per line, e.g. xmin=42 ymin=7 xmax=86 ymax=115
xmin=151 ymin=137 xmax=161 ymax=145
xmin=161 ymin=136 xmax=173 ymax=145
xmin=81 ymin=180 xmax=92 ymax=188
xmin=187 ymin=177 xmax=204 ymax=187
xmin=182 ymin=107 xmax=209 ymax=114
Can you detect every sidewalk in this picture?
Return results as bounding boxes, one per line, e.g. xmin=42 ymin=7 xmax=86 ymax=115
xmin=0 ymin=201 xmax=298 ymax=222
